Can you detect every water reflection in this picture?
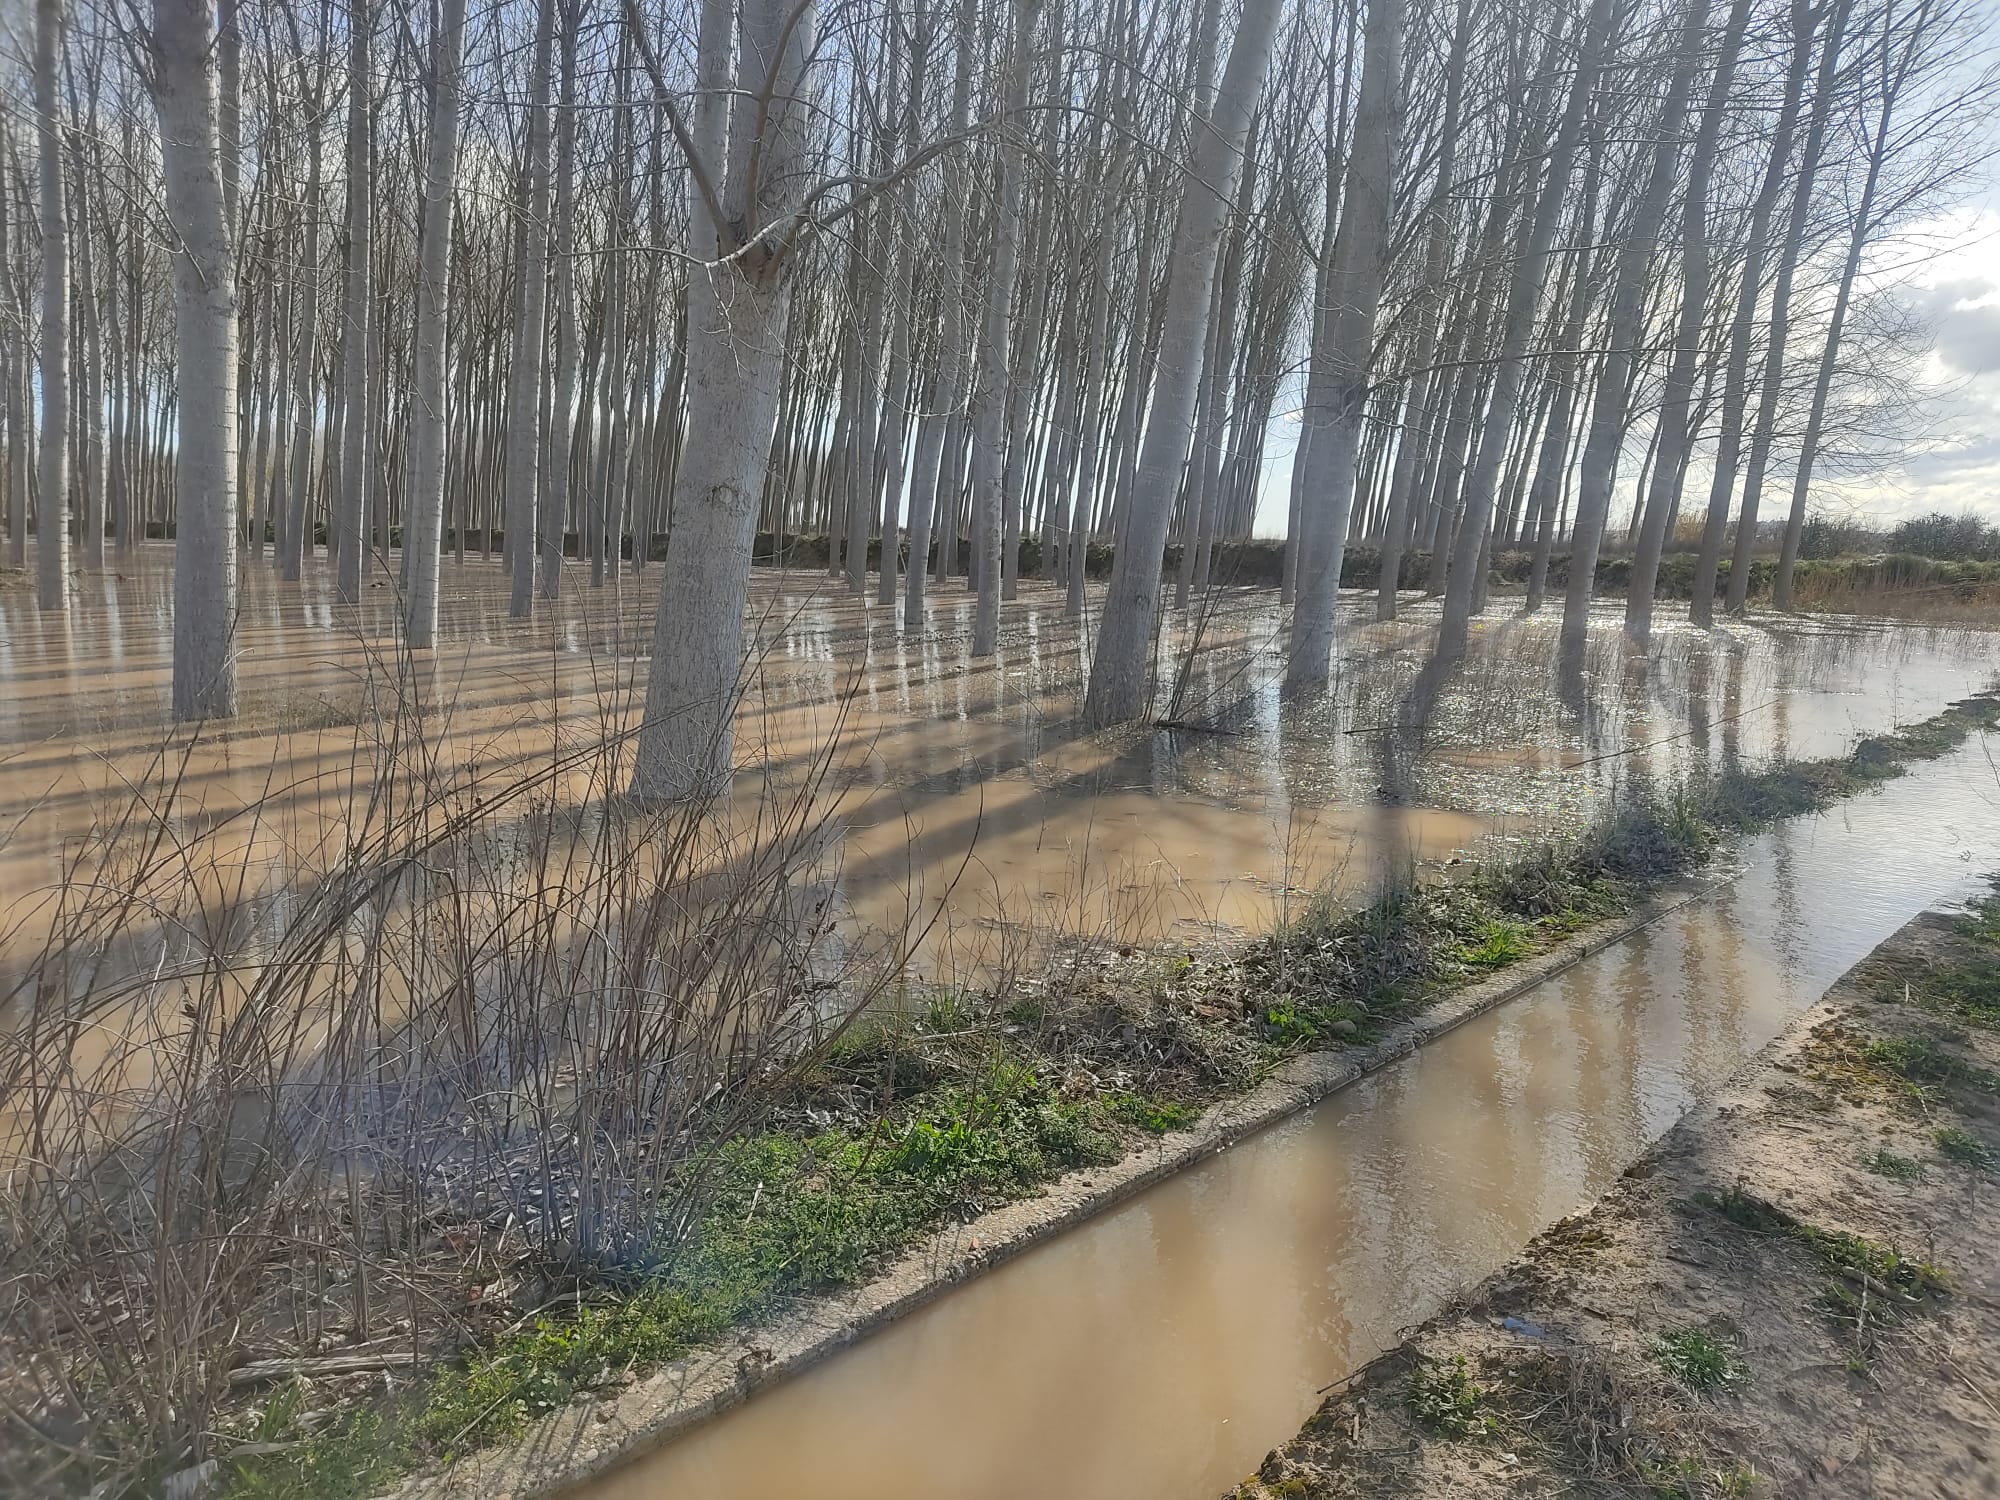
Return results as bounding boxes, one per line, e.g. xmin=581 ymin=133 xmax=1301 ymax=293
xmin=2 ymin=552 xmax=1995 ymax=980
xmin=597 ymin=743 xmax=2000 ymax=1500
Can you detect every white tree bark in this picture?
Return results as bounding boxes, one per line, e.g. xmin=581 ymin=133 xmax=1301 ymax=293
xmin=1440 ymin=0 xmax=1608 ymax=655
xmin=154 ymin=0 xmax=240 ymax=718
xmin=1558 ymin=0 xmax=1708 ymax=660
xmin=970 ymin=0 xmax=1036 ymax=658
xmin=875 ymin=31 xmax=926 ymax=613
xmin=281 ymin=118 xmax=323 ymax=582
xmin=1085 ymin=0 xmax=1283 ymax=722
xmin=1283 ymin=0 xmax=1404 ymax=697
xmin=1 ymin=109 xmax=24 ymax=571
xmin=632 ymin=0 xmax=815 ymax=802
xmin=34 ymin=0 xmax=68 ymax=612
xmin=334 ymin=0 xmax=371 ymax=606
xmin=1725 ymin=0 xmax=1850 ymax=612
xmin=1688 ymin=0 xmax=1819 ymax=625
xmin=1775 ymin=3 xmax=1911 ymax=610
xmin=403 ymin=0 xmax=470 ymax=649
xmin=902 ymin=0 xmax=975 ymax=631
xmin=544 ymin=0 xmax=582 ymax=597
xmin=504 ymin=0 xmax=555 ymax=617
xmin=1624 ymin=0 xmax=1752 ymax=642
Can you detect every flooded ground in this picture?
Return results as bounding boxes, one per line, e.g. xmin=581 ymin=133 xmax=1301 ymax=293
xmin=587 ymin=737 xmax=2000 ymax=1500
xmin=2 ymin=549 xmax=1993 ymax=978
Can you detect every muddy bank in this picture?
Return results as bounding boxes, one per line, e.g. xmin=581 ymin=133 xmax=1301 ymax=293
xmin=1231 ymin=888 xmax=2000 ymax=1500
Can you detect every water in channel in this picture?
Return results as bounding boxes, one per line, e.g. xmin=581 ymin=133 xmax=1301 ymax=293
xmin=588 ymin=739 xmax=2000 ymax=1500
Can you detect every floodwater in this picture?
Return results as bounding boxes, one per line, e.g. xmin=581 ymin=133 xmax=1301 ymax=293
xmin=588 ymin=738 xmax=2000 ymax=1500
xmin=1 ymin=549 xmax=1994 ymax=977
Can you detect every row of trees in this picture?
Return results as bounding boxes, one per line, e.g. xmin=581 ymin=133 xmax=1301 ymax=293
xmin=0 ymin=0 xmax=1990 ymax=792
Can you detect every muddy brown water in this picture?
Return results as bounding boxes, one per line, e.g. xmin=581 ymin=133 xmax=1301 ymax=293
xmin=584 ymin=742 xmax=2000 ymax=1500
xmin=5 ymin=555 xmax=1997 ymax=1490
xmin=3 ymin=550 xmax=1994 ymax=980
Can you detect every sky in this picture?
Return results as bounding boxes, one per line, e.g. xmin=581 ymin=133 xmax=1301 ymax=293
xmin=1251 ymin=164 xmax=2000 ymax=541
xmin=1872 ymin=198 xmax=2000 ymax=524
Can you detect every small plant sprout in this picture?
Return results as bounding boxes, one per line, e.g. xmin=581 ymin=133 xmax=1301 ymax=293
xmin=1652 ymin=1329 xmax=1749 ymax=1394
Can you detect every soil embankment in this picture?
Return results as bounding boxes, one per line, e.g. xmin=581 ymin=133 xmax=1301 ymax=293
xmin=1231 ymin=888 xmax=2000 ymax=1500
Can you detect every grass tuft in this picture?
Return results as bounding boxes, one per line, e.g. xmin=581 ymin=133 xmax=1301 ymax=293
xmin=1651 ymin=1329 xmax=1748 ymax=1394
xmin=1934 ymin=1126 xmax=1994 ymax=1170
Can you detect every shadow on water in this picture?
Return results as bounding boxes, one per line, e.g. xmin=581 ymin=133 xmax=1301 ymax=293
xmin=591 ymin=740 xmax=2000 ymax=1500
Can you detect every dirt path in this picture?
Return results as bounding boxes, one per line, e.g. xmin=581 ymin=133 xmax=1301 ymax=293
xmin=1231 ymin=887 xmax=2000 ymax=1500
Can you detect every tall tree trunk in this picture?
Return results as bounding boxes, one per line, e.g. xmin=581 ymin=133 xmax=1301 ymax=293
xmin=155 ymin=0 xmax=239 ymax=718
xmin=76 ymin=165 xmax=104 ymax=570
xmin=282 ymin=119 xmax=323 ymax=582
xmin=1725 ymin=0 xmax=1850 ymax=612
xmin=1375 ymin=0 xmax=1473 ymax=621
xmin=1086 ymin=0 xmax=1283 ymax=721
xmin=505 ymin=0 xmax=555 ymax=617
xmin=1558 ymin=0 xmax=1708 ymax=661
xmin=1688 ymin=0 xmax=1819 ymax=625
xmin=1440 ymin=0 xmax=1607 ymax=656
xmin=335 ymin=0 xmax=371 ymax=605
xmin=1283 ymin=0 xmax=1403 ymax=697
xmin=876 ymin=21 xmax=928 ymax=611
xmin=1624 ymin=0 xmax=1752 ymax=641
xmin=544 ymin=0 xmax=582 ymax=596
xmin=1774 ymin=5 xmax=1910 ymax=611
xmin=969 ymin=0 xmax=1036 ymax=658
xmin=903 ymin=0 xmax=976 ymax=630
xmin=1066 ymin=142 xmax=1128 ymax=620
xmin=2 ymin=118 xmax=24 ymax=571
xmin=404 ymin=0 xmax=469 ymax=648
xmin=34 ymin=0 xmax=67 ymax=612
xmin=631 ymin=0 xmax=816 ymax=801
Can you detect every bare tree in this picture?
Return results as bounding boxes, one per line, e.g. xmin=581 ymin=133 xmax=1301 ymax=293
xmin=1284 ymin=0 xmax=1404 ymax=695
xmin=629 ymin=0 xmax=818 ymax=800
xmin=34 ymin=0 xmax=68 ymax=611
xmin=402 ymin=0 xmax=469 ymax=648
xmin=1086 ymin=0 xmax=1284 ymax=724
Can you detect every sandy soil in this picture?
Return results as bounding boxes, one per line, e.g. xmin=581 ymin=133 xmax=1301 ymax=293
xmin=1229 ymin=902 xmax=2000 ymax=1500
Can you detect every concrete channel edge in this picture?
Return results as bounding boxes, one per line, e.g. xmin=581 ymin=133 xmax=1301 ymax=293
xmin=393 ymin=875 xmax=1723 ymax=1500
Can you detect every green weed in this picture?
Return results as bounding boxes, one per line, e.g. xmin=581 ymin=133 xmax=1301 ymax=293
xmin=1694 ymin=1186 xmax=1947 ymax=1322
xmin=1262 ymin=998 xmax=1365 ymax=1046
xmin=1647 ymin=1457 xmax=1759 ymax=1500
xmin=1456 ymin=917 xmax=1534 ymax=968
xmin=1108 ymin=1092 xmax=1200 ymax=1133
xmin=1864 ymin=1030 xmax=2000 ymax=1093
xmin=1406 ymin=1354 xmax=1497 ymax=1438
xmin=1858 ymin=1148 xmax=1926 ymax=1183
xmin=1652 ymin=1329 xmax=1748 ymax=1393
xmin=1935 ymin=1126 xmax=1994 ymax=1169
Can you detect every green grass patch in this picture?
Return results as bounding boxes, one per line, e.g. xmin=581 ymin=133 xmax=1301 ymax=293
xmin=1935 ymin=1126 xmax=1994 ymax=1170
xmin=1456 ymin=916 xmax=1535 ymax=968
xmin=418 ymin=1075 xmax=1121 ymax=1455
xmin=1859 ymin=1147 xmax=1926 ymax=1183
xmin=1107 ymin=1092 xmax=1201 ymax=1133
xmin=1645 ymin=1457 xmax=1759 ymax=1500
xmin=1694 ymin=1185 xmax=1947 ymax=1323
xmin=1864 ymin=1029 xmax=2000 ymax=1093
xmin=1651 ymin=1328 xmax=1748 ymax=1394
